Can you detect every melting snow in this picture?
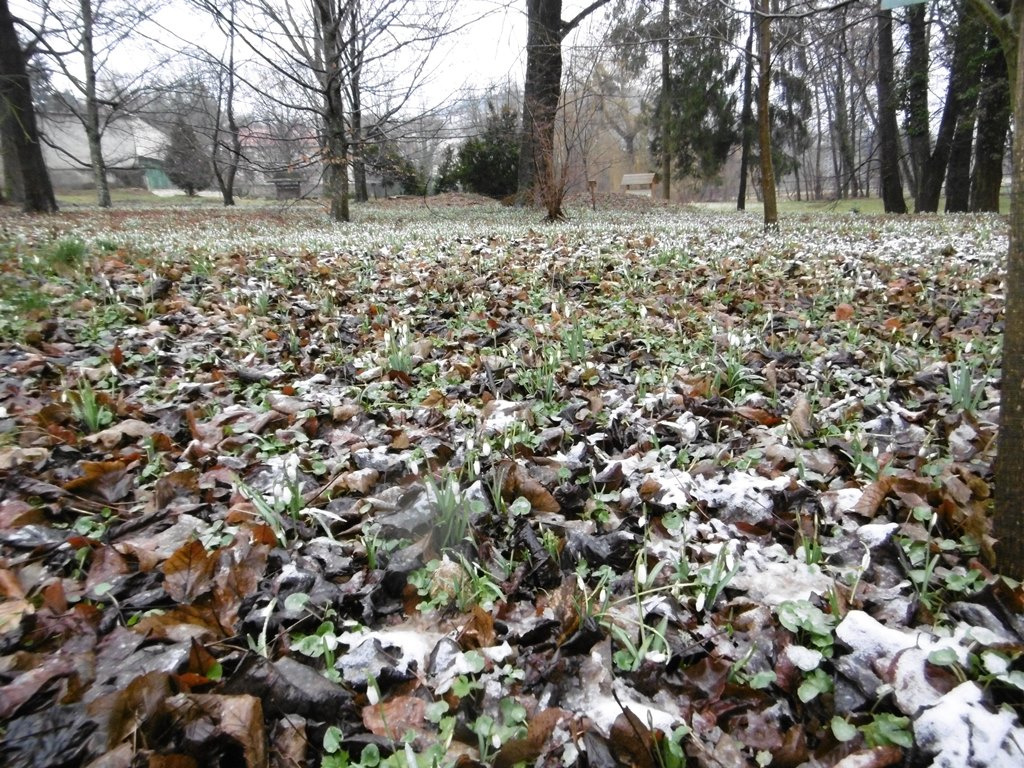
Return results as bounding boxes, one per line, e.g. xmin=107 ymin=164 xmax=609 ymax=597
xmin=729 ymin=543 xmax=833 ymax=605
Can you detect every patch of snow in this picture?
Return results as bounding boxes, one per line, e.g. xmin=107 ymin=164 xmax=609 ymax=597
xmin=915 ymin=683 xmax=1024 ymax=768
xmin=784 ymin=644 xmax=824 ymax=672
xmin=690 ymin=472 xmax=790 ymax=525
xmin=729 ymin=543 xmax=833 ymax=605
xmin=856 ymin=523 xmax=899 ymax=549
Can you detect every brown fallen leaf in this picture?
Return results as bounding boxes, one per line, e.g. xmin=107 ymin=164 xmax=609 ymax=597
xmin=500 ymin=459 xmax=559 ymax=513
xmin=789 ymin=394 xmax=816 ymax=440
xmin=162 ymin=540 xmax=217 ymax=604
xmin=362 ymin=695 xmax=427 ymax=740
xmin=852 ymin=477 xmax=895 ymax=518
xmin=84 ymin=419 xmax=153 ymax=451
xmin=494 ymin=708 xmax=568 ymax=768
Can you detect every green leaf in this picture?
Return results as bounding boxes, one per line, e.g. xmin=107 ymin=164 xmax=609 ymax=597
xmin=927 ymin=647 xmax=959 ymax=667
xmin=324 ymin=725 xmax=345 ymax=754
xmin=831 ymin=716 xmax=857 ymax=742
xmin=748 ymin=670 xmax=777 ymax=689
xmin=425 ymin=700 xmax=450 ymax=723
xmin=358 ymin=743 xmax=381 ymax=767
xmin=463 ymin=650 xmax=486 ymax=674
xmin=285 ymin=592 xmax=310 ymax=612
xmin=797 ymin=669 xmax=832 ymax=702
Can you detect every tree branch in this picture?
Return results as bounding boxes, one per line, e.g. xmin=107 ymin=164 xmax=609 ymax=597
xmin=562 ymin=0 xmax=613 ymax=39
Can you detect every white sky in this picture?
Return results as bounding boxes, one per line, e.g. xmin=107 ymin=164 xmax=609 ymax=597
xmin=15 ymin=0 xmax=610 ymax=112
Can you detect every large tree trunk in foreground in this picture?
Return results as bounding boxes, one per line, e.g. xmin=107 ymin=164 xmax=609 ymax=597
xmin=876 ymin=8 xmax=906 ymax=214
xmin=994 ymin=1 xmax=1024 ymax=581
xmin=0 ymin=0 xmax=58 ymax=213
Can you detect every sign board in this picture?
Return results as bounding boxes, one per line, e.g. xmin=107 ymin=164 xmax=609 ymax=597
xmin=880 ymin=0 xmax=927 ymax=9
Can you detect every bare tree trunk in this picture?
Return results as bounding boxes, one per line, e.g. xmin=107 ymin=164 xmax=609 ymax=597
xmin=906 ymin=3 xmax=931 ymax=208
xmin=212 ymin=0 xmax=241 ymax=206
xmin=80 ymin=0 xmax=110 ymax=207
xmin=315 ymin=0 xmax=350 ymax=223
xmin=994 ymin=0 xmax=1024 ymax=581
xmin=518 ymin=0 xmax=563 ymax=204
xmin=738 ymin=5 xmax=754 ymax=211
xmin=1 ymin=101 xmax=26 ymax=204
xmin=972 ymin=30 xmax=1010 ymax=212
xmin=757 ymin=0 xmax=777 ymax=230
xmin=660 ymin=0 xmax=671 ymax=201
xmin=917 ymin=1 xmax=977 ymax=213
xmin=350 ymin=6 xmax=367 ymax=203
xmin=877 ymin=8 xmax=906 ymax=213
xmin=0 ymin=0 xmax=57 ymax=213
xmin=517 ymin=0 xmax=610 ymax=209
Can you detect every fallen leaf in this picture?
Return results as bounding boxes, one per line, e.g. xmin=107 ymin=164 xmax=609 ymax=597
xmin=362 ymin=695 xmax=427 ymax=740
xmin=162 ymin=540 xmax=217 ymax=603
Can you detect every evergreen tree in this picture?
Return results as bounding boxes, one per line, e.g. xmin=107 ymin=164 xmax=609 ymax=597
xmin=456 ymin=103 xmax=520 ymax=199
xmin=164 ymin=118 xmax=211 ymax=196
xmin=611 ymin=0 xmax=740 ymax=183
xmin=433 ymin=146 xmax=460 ymax=194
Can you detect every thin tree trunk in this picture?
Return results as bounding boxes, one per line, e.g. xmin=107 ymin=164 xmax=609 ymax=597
xmin=660 ymin=0 xmax=671 ymax=200
xmin=877 ymin=8 xmax=906 ymax=213
xmin=917 ymin=1 xmax=977 ymax=213
xmin=350 ymin=6 xmax=367 ymax=203
xmin=906 ymin=3 xmax=931 ymax=207
xmin=994 ymin=0 xmax=1024 ymax=581
xmin=757 ymin=0 xmax=777 ymax=230
xmin=0 ymin=0 xmax=57 ymax=213
xmin=80 ymin=0 xmax=110 ymax=207
xmin=213 ymin=0 xmax=240 ymax=206
xmin=738 ymin=5 xmax=754 ymax=211
xmin=972 ymin=30 xmax=1010 ymax=212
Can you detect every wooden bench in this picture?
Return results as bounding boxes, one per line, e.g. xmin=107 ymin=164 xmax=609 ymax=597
xmin=621 ymin=172 xmax=658 ymax=198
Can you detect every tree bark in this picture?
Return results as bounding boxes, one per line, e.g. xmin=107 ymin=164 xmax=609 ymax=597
xmin=945 ymin=102 xmax=977 ymax=212
xmin=737 ymin=5 xmax=754 ymax=211
xmin=80 ymin=0 xmax=111 ymax=208
xmin=994 ymin=0 xmax=1024 ymax=581
xmin=518 ymin=0 xmax=564 ymax=203
xmin=1 ymin=101 xmax=26 ymax=204
xmin=971 ymin=30 xmax=1010 ymax=212
xmin=875 ymin=12 xmax=907 ymax=212
xmin=906 ymin=3 xmax=931 ymax=208
xmin=917 ymin=1 xmax=978 ymax=213
xmin=757 ymin=0 xmax=776 ymax=230
xmin=350 ymin=5 xmax=367 ymax=203
xmin=517 ymin=0 xmax=610 ymax=208
xmin=212 ymin=0 xmax=241 ymax=206
xmin=660 ymin=0 xmax=671 ymax=201
xmin=0 ymin=0 xmax=57 ymax=213
xmin=315 ymin=0 xmax=350 ymax=223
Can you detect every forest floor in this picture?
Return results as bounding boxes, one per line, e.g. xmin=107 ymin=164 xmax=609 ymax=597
xmin=0 ymin=196 xmax=1021 ymax=768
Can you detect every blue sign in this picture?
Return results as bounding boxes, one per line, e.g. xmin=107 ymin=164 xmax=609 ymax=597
xmin=880 ymin=0 xmax=927 ymax=8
